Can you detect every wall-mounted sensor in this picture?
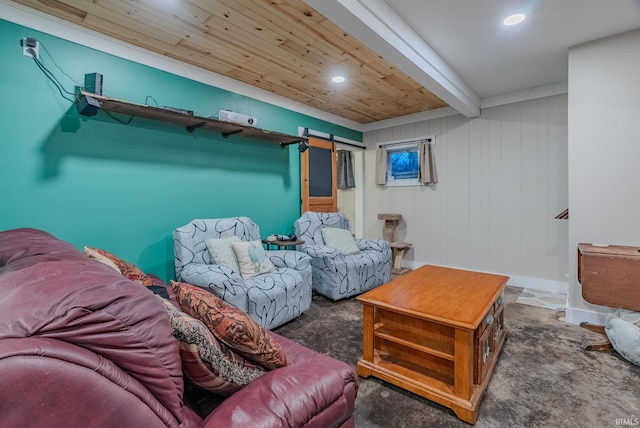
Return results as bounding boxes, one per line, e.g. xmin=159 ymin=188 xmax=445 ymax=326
xmin=22 ymin=37 xmax=39 ymax=59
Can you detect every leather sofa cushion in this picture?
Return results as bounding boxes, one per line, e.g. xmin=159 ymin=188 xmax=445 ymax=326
xmin=0 ymin=228 xmax=184 ymax=424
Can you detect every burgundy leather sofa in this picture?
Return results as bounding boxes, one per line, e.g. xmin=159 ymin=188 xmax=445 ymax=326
xmin=0 ymin=228 xmax=357 ymax=427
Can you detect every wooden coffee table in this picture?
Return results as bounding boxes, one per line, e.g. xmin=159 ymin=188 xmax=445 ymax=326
xmin=356 ymin=265 xmax=508 ymax=424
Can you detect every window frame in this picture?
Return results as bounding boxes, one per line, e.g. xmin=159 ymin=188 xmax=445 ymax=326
xmin=385 ymin=142 xmax=421 ymax=187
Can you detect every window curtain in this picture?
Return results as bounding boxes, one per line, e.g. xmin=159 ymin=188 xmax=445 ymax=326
xmin=376 ymin=147 xmax=387 ymax=185
xmin=337 ymin=149 xmax=355 ymax=189
xmin=418 ymin=140 xmax=438 ymax=185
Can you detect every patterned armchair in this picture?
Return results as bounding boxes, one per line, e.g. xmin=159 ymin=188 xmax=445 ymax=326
xmin=173 ymin=217 xmax=312 ymax=330
xmin=294 ymin=212 xmax=391 ymax=300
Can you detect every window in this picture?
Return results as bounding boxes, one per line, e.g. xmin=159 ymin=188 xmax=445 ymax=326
xmin=376 ymin=136 xmax=437 ymax=187
xmin=386 ymin=143 xmax=420 ymax=186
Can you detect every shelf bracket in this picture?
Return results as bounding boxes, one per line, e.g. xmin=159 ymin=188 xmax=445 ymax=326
xmin=186 ymin=122 xmax=206 ymax=133
xmin=222 ymin=129 xmax=243 ymax=139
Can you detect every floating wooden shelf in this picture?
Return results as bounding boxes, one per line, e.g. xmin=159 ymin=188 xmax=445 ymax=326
xmin=78 ymin=91 xmax=306 ymax=145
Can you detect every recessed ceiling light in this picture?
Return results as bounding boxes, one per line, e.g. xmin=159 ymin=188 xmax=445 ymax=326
xmin=332 ymin=76 xmax=345 ymax=83
xmin=504 ymin=13 xmax=525 ymax=26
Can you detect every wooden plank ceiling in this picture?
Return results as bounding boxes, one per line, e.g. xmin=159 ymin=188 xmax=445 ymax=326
xmin=14 ymin=0 xmax=448 ymax=124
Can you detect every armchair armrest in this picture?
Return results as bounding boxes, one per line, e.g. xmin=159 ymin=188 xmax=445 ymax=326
xmin=178 ymin=263 xmax=249 ymax=312
xmin=356 ymin=239 xmax=390 ymax=252
xmin=301 ymin=245 xmax=342 ymax=259
xmin=266 ymin=250 xmax=310 ymax=270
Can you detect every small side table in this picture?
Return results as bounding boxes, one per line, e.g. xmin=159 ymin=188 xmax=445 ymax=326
xmin=262 ymin=239 xmax=304 ymax=250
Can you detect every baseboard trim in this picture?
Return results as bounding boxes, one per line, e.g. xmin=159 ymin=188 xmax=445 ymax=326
xmin=565 ymin=306 xmax=611 ymax=326
xmin=504 ymin=274 xmax=568 ymax=294
xmin=405 ymin=261 xmax=568 ymax=294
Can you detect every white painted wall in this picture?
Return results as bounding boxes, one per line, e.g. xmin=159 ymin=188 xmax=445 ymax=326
xmin=337 ymin=144 xmax=364 ymax=237
xmin=566 ymin=29 xmax=640 ymax=325
xmin=364 ymin=95 xmax=568 ymax=291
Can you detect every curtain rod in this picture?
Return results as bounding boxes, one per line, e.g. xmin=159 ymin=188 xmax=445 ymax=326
xmin=302 ymin=128 xmax=365 ymax=149
xmin=378 ymin=137 xmax=432 ymax=148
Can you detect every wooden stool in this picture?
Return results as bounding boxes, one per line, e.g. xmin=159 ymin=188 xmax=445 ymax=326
xmin=390 ymin=242 xmax=412 ymax=276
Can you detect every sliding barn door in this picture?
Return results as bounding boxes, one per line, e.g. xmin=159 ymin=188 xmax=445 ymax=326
xmin=301 ymin=138 xmax=337 ymax=212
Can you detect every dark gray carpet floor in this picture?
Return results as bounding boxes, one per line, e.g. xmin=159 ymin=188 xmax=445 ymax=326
xmin=274 ymin=286 xmax=640 ymax=427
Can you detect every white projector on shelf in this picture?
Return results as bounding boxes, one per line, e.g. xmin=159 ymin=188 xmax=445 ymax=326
xmin=218 ymin=110 xmax=257 ymax=127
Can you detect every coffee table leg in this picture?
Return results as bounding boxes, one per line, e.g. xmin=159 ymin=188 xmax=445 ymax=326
xmin=451 ymin=329 xmax=476 ymax=423
xmin=357 ymin=305 xmax=374 ymax=377
xmin=453 ymin=329 xmax=473 ymax=399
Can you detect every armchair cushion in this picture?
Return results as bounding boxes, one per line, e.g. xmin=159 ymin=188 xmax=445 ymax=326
xmin=172 ymin=281 xmax=290 ymax=370
xmin=232 ymin=240 xmax=275 ymax=279
xmin=204 ymin=236 xmax=241 ymax=273
xmin=322 ymin=227 xmax=360 ymax=255
xmin=177 ymin=263 xmax=248 ymax=313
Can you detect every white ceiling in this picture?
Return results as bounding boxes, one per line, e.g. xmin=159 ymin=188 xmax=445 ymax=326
xmin=308 ymin=0 xmax=640 ymax=119
xmin=387 ymin=0 xmax=640 ymax=98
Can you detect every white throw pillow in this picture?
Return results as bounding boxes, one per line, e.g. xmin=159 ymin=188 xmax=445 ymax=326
xmin=321 ymin=227 xmax=360 ymax=255
xmin=205 ymin=236 xmax=241 ymax=273
xmin=231 ymin=240 xmax=276 ymax=280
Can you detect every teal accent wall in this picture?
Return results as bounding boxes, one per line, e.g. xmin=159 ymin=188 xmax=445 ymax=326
xmin=0 ymin=19 xmax=362 ymax=280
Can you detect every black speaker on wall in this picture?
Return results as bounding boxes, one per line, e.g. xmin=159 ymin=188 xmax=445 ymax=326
xmin=76 ymin=94 xmax=101 ymax=117
xmin=84 ymin=72 xmax=103 ymax=95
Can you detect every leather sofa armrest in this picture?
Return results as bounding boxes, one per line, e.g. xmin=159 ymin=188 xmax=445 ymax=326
xmin=178 ymin=263 xmax=249 ymax=312
xmin=202 ymin=332 xmax=357 ymax=428
xmin=0 ymin=337 xmax=184 ymax=428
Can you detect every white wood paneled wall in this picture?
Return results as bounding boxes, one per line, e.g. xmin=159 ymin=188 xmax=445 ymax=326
xmin=364 ymin=95 xmax=568 ymax=282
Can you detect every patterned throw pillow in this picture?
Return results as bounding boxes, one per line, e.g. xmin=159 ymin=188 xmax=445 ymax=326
xmin=231 ymin=240 xmax=275 ymax=280
xmin=158 ymin=298 xmax=264 ymax=395
xmin=321 ymin=227 xmax=360 ymax=255
xmin=204 ymin=236 xmax=241 ymax=273
xmin=171 ymin=281 xmax=290 ymax=370
xmin=84 ymin=246 xmax=153 ymax=286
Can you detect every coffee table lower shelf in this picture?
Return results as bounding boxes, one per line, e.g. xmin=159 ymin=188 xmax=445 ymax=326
xmin=357 ymin=329 xmax=506 ymax=424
